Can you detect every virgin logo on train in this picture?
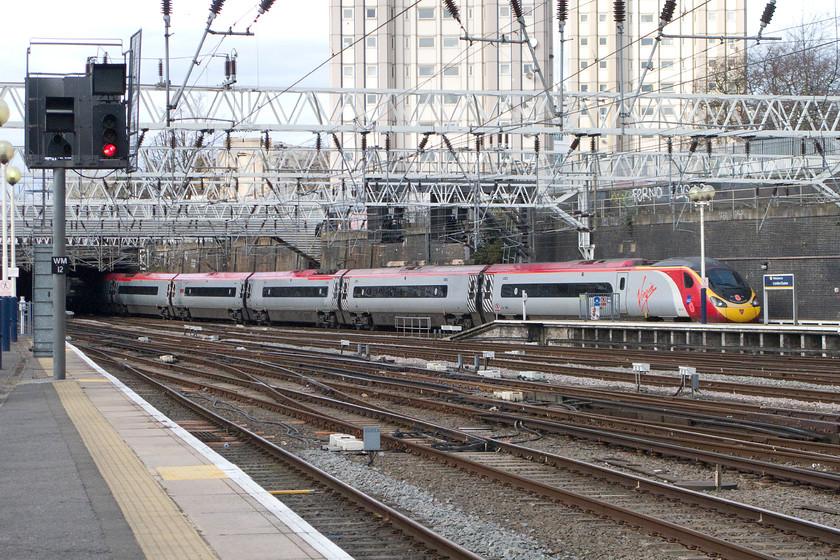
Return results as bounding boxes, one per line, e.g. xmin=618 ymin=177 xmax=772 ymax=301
xmin=637 ymin=276 xmax=657 ymax=314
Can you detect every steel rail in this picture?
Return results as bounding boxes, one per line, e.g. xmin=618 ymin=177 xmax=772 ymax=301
xmin=77 ymin=341 xmax=840 ymax=556
xmin=78 ymin=345 xmax=486 ymax=560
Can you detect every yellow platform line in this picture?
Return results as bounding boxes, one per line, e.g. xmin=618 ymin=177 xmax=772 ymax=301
xmin=55 ymin=381 xmax=219 ymax=560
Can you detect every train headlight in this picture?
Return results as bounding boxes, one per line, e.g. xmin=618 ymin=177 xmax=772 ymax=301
xmin=710 ymin=296 xmax=728 ymax=308
xmin=752 ymin=297 xmax=761 ymax=307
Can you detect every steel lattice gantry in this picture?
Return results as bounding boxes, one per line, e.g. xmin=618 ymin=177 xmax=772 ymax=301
xmin=3 ymin=82 xmax=840 ymax=267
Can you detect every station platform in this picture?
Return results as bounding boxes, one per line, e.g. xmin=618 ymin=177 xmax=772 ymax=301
xmin=454 ymin=319 xmax=840 ymax=356
xmin=0 ymin=339 xmax=350 ymax=560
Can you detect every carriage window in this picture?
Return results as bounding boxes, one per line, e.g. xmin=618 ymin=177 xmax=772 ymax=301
xmin=683 ymin=273 xmax=694 ymax=289
xmin=183 ymin=286 xmax=236 ymax=297
xmin=118 ymin=285 xmax=158 ymax=296
xmin=263 ymin=286 xmax=327 ymax=298
xmin=353 ymin=285 xmax=448 ymax=298
xmin=619 ymin=278 xmax=626 ymax=290
xmin=500 ymin=282 xmax=613 ymax=298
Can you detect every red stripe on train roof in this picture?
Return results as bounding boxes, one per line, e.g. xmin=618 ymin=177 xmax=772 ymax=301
xmin=341 ymin=265 xmax=488 ymax=278
xmin=249 ymin=270 xmax=338 ymax=280
xmin=485 ymin=260 xmax=651 ymax=274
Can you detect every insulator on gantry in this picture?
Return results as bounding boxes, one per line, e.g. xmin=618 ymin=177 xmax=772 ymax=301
xmin=315 ymin=134 xmax=322 ymax=152
xmin=613 ymin=1 xmax=625 ymax=23
xmin=569 ymin=135 xmax=581 ymax=151
xmin=688 ymin=138 xmax=699 ymax=154
xmin=660 ymin=0 xmax=676 ymax=24
xmin=557 ymin=0 xmax=568 ymax=22
xmin=385 ymin=133 xmax=391 ymax=152
xmin=418 ymin=133 xmax=431 ymax=151
xmin=162 ymin=0 xmax=171 ymax=16
xmin=534 ymin=136 xmax=540 ymax=154
xmin=210 ymin=0 xmax=225 ymax=16
xmin=441 ymin=134 xmax=454 ymax=153
xmin=760 ymin=1 xmax=776 ymax=26
xmin=815 ymin=140 xmax=824 ymax=157
xmin=331 ymin=133 xmax=342 ymax=150
xmin=443 ymin=0 xmax=461 ymax=24
xmin=509 ymin=0 xmax=523 ymax=20
xmin=258 ymin=0 xmax=276 ymax=14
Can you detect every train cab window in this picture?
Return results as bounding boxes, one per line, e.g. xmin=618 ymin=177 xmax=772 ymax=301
xmin=683 ymin=273 xmax=694 ymax=289
xmin=619 ymin=278 xmax=626 ymax=291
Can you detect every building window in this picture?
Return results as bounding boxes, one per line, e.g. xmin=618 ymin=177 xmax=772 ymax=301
xmin=641 ymin=38 xmax=654 ymax=46
xmin=366 ymin=37 xmax=376 ymax=48
xmin=342 ymin=8 xmax=352 ymax=19
xmin=580 ymin=14 xmax=588 ymax=22
xmin=661 ymin=83 xmax=675 ymax=92
xmin=662 ymin=37 xmax=674 ymax=46
xmin=366 ymin=7 xmax=376 ymax=18
xmin=418 ymin=37 xmax=435 ymax=48
xmin=580 ymin=84 xmax=589 ymax=92
xmin=418 ymin=8 xmax=435 ymax=19
xmin=443 ymin=66 xmax=459 ymax=76
xmin=342 ymin=37 xmax=353 ymax=50
xmin=580 ymin=38 xmax=588 ymax=46
xmin=708 ymin=12 xmax=717 ymax=20
xmin=661 ymin=60 xmax=674 ymax=68
xmin=599 ymin=37 xmax=607 ymax=46
xmin=727 ymin=12 xmax=736 ymax=21
xmin=641 ymin=84 xmax=653 ymax=92
xmin=418 ymin=65 xmax=435 ymax=76
xmin=599 ymin=14 xmax=607 ymax=22
xmin=443 ymin=36 xmax=459 ymax=48
xmin=580 ymin=61 xmax=588 ymax=70
xmin=641 ymin=14 xmax=654 ymax=23
xmin=599 ymin=60 xmax=607 ymax=68
xmin=599 ymin=83 xmax=607 ymax=92
xmin=500 ymin=63 xmax=511 ymax=75
xmin=443 ymin=94 xmax=459 ymax=104
xmin=343 ymin=65 xmax=354 ymax=77
xmin=366 ymin=66 xmax=377 ymax=78
xmin=366 ymin=94 xmax=377 ymax=104
xmin=499 ymin=6 xmax=510 ymax=17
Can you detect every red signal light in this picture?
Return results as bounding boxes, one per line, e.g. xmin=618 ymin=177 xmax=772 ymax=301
xmin=102 ymin=143 xmax=117 ymax=157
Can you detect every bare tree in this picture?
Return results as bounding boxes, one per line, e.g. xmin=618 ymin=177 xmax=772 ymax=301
xmin=748 ymin=16 xmax=840 ymax=97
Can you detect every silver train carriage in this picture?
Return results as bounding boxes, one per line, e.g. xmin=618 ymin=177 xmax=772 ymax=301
xmin=339 ymin=265 xmax=486 ymax=329
xmin=245 ymin=270 xmax=341 ymax=327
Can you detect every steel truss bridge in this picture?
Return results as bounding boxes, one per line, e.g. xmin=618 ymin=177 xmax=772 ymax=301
xmin=3 ymin=82 xmax=840 ymax=269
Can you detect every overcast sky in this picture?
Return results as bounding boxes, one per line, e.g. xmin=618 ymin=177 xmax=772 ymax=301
xmin=1 ymin=1 xmax=836 ymax=92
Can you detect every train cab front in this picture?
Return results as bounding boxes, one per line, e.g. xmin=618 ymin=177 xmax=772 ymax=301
xmin=705 ymin=266 xmax=761 ymax=322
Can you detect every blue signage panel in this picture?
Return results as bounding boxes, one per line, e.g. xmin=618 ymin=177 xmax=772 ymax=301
xmin=763 ymin=274 xmax=794 ymax=289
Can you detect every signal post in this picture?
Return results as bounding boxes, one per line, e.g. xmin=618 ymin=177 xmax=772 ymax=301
xmin=25 ymin=48 xmax=132 ymax=380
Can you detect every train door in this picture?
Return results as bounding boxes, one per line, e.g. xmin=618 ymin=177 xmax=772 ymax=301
xmin=615 ymin=272 xmax=629 ymax=315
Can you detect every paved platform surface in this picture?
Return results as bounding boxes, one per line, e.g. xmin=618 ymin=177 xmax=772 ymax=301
xmin=0 ymin=339 xmax=351 ymax=560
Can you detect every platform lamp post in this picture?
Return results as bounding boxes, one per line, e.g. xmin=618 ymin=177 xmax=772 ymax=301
xmin=0 ymin=98 xmax=10 ymax=293
xmin=688 ymin=184 xmax=716 ymax=324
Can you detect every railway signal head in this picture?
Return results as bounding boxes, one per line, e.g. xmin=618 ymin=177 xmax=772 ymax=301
xmin=92 ymin=101 xmax=128 ymax=166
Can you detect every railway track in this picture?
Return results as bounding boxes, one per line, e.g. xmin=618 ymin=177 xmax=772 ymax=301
xmin=68 ymin=319 xmax=840 ymax=559
xmin=98 ymin=317 xmax=840 ymax=402
xmin=81 ymin=345 xmax=482 ymax=560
